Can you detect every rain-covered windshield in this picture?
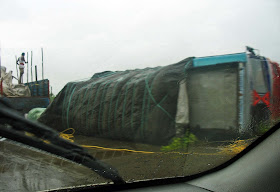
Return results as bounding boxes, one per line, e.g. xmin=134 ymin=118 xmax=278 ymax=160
xmin=0 ymin=1 xmax=280 ymax=191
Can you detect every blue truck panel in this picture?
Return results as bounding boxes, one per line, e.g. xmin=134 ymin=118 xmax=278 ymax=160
xmin=193 ymin=52 xmax=247 ymax=67
xmin=25 ymin=79 xmax=49 ymax=97
xmin=2 ymin=97 xmax=50 ymax=114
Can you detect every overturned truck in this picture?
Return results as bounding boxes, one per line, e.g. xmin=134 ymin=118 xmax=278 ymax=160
xmin=39 ymin=52 xmax=280 ymax=145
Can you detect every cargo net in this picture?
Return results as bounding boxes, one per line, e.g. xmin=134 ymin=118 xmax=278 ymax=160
xmin=39 ymin=58 xmax=193 ymax=145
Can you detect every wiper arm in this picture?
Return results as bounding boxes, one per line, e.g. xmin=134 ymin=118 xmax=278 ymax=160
xmin=0 ymin=100 xmax=125 ymax=184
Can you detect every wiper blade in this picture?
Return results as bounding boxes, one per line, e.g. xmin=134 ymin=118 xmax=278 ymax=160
xmin=0 ymin=99 xmax=125 ymax=184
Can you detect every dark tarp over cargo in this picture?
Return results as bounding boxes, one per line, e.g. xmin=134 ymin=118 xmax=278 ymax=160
xmin=38 ymin=57 xmax=194 ymax=145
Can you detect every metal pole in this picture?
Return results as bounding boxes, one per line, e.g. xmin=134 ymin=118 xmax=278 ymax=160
xmin=15 ymin=55 xmax=18 ymax=80
xmin=31 ymin=51 xmax=33 ymax=82
xmin=41 ymin=47 xmax=44 ymax=80
xmin=27 ymin=52 xmax=29 ymax=83
xmin=35 ymin=65 xmax=38 ymax=82
xmin=35 ymin=65 xmax=38 ymax=96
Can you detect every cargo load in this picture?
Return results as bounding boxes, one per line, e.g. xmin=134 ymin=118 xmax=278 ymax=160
xmin=0 ymin=66 xmax=31 ymax=97
xmin=39 ymin=57 xmax=193 ymax=145
xmin=38 ymin=51 xmax=280 ymax=145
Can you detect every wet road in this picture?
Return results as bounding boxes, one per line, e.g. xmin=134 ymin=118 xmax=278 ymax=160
xmin=0 ymin=136 xmax=253 ymax=192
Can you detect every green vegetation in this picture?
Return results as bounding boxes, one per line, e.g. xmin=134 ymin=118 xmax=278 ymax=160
xmin=254 ymin=118 xmax=280 ymax=136
xmin=161 ymin=131 xmax=198 ymax=152
xmin=256 ymin=121 xmax=270 ymax=135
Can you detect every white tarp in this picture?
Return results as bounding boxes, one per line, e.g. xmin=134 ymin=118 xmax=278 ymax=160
xmin=0 ymin=66 xmax=31 ymax=97
xmin=175 ymin=80 xmax=189 ymax=125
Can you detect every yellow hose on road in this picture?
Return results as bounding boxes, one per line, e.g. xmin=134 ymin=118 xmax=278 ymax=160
xmin=80 ymin=145 xmax=156 ymax=154
xmin=58 ymin=128 xmax=249 ymax=156
xmin=59 ymin=128 xmax=75 ymax=142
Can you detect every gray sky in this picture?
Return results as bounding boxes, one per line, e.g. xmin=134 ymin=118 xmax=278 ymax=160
xmin=1 ymin=0 xmax=279 ymax=94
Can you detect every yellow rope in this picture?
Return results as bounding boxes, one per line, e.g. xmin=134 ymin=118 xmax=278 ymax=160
xmin=80 ymin=145 xmax=222 ymax=156
xmin=24 ymin=129 xmax=248 ymax=156
xmin=80 ymin=145 xmax=156 ymax=154
xmin=218 ymin=139 xmax=248 ymax=155
xmin=59 ymin=128 xmax=75 ymax=142
xmin=57 ymin=128 xmax=243 ymax=156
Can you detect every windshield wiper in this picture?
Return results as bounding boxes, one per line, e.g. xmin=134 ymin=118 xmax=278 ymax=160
xmin=0 ymin=99 xmax=125 ymax=184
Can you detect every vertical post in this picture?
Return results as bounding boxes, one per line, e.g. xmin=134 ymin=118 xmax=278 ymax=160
xmin=27 ymin=52 xmax=29 ymax=83
xmin=15 ymin=55 xmax=18 ymax=80
xmin=41 ymin=47 xmax=44 ymax=80
xmin=35 ymin=65 xmax=39 ymax=96
xmin=35 ymin=65 xmax=38 ymax=82
xmin=48 ymin=80 xmax=50 ymax=98
xmin=31 ymin=51 xmax=33 ymax=82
